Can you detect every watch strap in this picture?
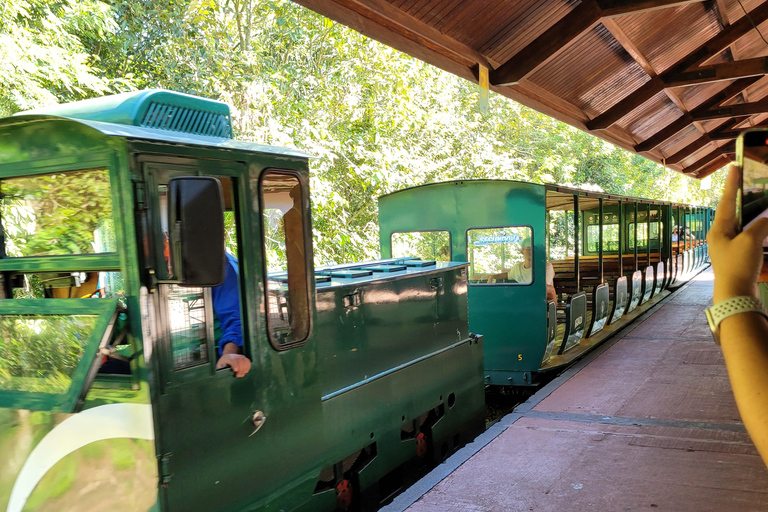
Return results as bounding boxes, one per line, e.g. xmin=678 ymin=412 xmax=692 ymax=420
xmin=705 ymin=296 xmax=768 ymax=345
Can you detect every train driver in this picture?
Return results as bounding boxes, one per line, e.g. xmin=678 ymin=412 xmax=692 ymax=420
xmin=213 ymin=252 xmax=252 ymax=377
xmin=487 ymin=238 xmax=557 ymax=301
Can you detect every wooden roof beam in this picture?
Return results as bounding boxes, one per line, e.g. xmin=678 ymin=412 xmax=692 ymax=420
xmin=693 ymin=99 xmax=768 ymax=121
xmin=490 ymin=0 xmax=602 ymax=87
xmin=587 ymin=2 xmax=768 ymax=130
xmin=599 ymin=0 xmax=706 ymax=17
xmin=711 ymin=118 xmax=767 ymax=139
xmin=664 ymin=57 xmax=768 ymax=87
xmin=603 ymin=15 xmax=706 ymax=138
xmin=688 ymin=155 xmax=732 ymax=177
xmin=633 ymin=77 xmax=760 ymax=152
xmin=665 ymin=137 xmax=714 ymax=165
xmin=680 ymin=141 xmax=735 ymax=174
xmin=490 ymin=0 xmax=705 ymax=87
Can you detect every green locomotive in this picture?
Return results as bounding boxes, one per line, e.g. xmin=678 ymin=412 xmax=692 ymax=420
xmin=378 ymin=180 xmax=711 ymax=387
xmin=0 ymin=90 xmax=485 ymax=512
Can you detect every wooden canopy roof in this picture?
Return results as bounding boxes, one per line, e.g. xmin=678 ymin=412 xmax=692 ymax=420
xmin=293 ymin=0 xmax=768 ymax=178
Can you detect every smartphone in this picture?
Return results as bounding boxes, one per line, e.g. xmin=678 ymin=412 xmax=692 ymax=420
xmin=736 ymin=128 xmax=768 ymax=251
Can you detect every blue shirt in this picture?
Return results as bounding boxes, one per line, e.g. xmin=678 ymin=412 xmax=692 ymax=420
xmin=211 ymin=252 xmax=243 ymax=355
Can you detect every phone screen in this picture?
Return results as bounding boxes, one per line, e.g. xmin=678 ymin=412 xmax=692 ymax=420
xmin=740 ymin=130 xmax=768 ymax=248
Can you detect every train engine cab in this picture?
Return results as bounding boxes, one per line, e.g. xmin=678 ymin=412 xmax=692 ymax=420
xmin=0 ymin=90 xmax=485 ymax=512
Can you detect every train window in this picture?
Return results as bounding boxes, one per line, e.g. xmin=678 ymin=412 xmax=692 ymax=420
xmin=586 ymin=224 xmax=619 ymax=252
xmin=466 ymin=226 xmax=533 ymax=285
xmin=391 ymin=231 xmax=450 ymax=261
xmin=0 ymin=169 xmax=116 ymax=258
xmin=165 ymin=285 xmax=212 ymax=369
xmin=547 ymin=210 xmax=576 ymax=259
xmin=628 ymin=222 xmax=662 ymax=248
xmin=260 ymin=171 xmax=310 ymax=348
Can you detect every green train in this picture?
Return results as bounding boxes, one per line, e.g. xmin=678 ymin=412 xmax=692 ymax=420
xmin=0 ymin=90 xmax=485 ymax=512
xmin=378 ymin=180 xmax=711 ymax=387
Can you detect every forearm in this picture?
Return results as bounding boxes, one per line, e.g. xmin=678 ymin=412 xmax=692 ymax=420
xmin=221 ymin=342 xmax=242 ymax=356
xmin=719 ymin=312 xmax=768 ymax=463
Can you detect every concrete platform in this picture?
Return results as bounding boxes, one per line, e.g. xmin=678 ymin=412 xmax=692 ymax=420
xmin=387 ymin=269 xmax=768 ymax=512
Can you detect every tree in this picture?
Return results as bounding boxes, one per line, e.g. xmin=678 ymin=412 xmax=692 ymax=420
xmin=0 ymin=0 xmax=121 ymax=115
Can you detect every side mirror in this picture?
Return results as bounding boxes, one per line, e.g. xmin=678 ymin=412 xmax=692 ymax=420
xmin=168 ymin=177 xmax=226 ymax=286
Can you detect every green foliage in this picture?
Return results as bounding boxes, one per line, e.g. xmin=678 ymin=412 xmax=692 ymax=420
xmin=1 ymin=0 xmax=727 ymax=266
xmin=0 ymin=0 xmax=123 ymax=115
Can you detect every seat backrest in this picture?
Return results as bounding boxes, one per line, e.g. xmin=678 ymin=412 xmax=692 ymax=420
xmin=609 ymin=276 xmax=628 ymax=325
xmin=559 ymin=291 xmax=587 ymax=355
xmin=547 ymin=300 xmax=557 ymax=346
xmin=587 ymin=283 xmax=610 ymax=338
xmin=625 ymin=270 xmax=643 ymax=314
xmin=641 ymin=266 xmax=654 ymax=304
xmin=653 ymin=261 xmax=664 ymax=297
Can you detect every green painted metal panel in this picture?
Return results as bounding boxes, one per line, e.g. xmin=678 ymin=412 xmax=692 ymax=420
xmin=0 ymin=254 xmax=121 ymax=272
xmin=379 ymin=180 xmax=547 ymax=386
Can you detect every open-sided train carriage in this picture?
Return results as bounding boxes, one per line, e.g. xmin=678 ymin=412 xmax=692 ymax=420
xmin=0 ymin=90 xmax=485 ymax=512
xmin=378 ymin=180 xmax=711 ymax=388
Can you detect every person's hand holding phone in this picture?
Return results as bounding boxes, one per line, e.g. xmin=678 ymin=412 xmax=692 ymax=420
xmin=708 ymin=165 xmax=768 ymax=303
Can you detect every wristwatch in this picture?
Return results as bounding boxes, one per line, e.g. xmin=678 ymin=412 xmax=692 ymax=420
xmin=705 ymin=296 xmax=768 ymax=345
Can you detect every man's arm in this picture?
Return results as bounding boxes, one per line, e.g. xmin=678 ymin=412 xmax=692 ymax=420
xmin=486 ymin=271 xmax=508 ymax=283
xmin=546 ymin=262 xmax=557 ymax=301
xmin=216 ymin=341 xmax=251 ymax=378
xmin=709 ymin=165 xmax=768 ymax=466
xmin=212 ymin=254 xmax=251 ymax=378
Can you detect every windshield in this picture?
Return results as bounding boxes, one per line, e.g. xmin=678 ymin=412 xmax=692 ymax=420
xmin=0 ymin=314 xmax=100 ymax=393
xmin=0 ymin=169 xmax=116 ymax=257
xmin=0 ymin=299 xmax=118 ymax=412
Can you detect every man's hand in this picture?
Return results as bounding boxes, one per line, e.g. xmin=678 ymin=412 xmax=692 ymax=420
xmin=707 ymin=165 xmax=768 ymax=303
xmin=216 ymin=342 xmax=251 ymax=378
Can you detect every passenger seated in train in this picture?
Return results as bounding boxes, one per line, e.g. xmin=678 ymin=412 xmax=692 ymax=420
xmin=486 ymin=237 xmax=557 ymax=300
xmin=672 ymin=226 xmax=679 ymax=241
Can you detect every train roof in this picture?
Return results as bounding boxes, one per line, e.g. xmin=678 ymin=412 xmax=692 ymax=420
xmin=379 ymin=179 xmax=707 ymax=210
xmin=5 ymin=90 xmax=312 ymax=160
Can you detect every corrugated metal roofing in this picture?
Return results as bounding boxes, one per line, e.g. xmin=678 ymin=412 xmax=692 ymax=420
xmin=294 ymin=0 xmax=768 ymax=177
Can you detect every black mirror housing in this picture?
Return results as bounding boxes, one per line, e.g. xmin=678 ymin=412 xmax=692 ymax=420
xmin=169 ymin=177 xmax=226 ymax=287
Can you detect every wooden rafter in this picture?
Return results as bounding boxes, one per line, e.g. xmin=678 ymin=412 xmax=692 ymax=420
xmin=598 ymin=0 xmax=707 ymax=17
xmin=602 ymin=18 xmax=694 ymax=118
xmin=664 ymin=57 xmax=768 ymax=87
xmin=706 ymin=115 xmax=751 ymax=139
xmin=490 ymin=0 xmax=602 ymax=87
xmin=587 ymin=2 xmax=768 ymax=130
xmin=665 ymin=137 xmax=714 ymax=164
xmin=633 ymin=76 xmax=761 ymax=152
xmin=711 ymin=117 xmax=768 ymax=139
xmin=689 ymin=155 xmax=732 ymax=177
xmin=692 ymin=99 xmax=768 ymax=120
xmin=490 ymin=0 xmax=706 ymax=86
xmin=680 ymin=142 xmax=734 ymax=174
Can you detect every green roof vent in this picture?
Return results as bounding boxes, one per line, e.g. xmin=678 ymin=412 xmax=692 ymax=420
xmin=16 ymin=89 xmax=233 ymax=139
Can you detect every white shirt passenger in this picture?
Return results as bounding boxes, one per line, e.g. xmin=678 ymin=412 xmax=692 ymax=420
xmin=507 ymin=261 xmax=555 ymax=285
